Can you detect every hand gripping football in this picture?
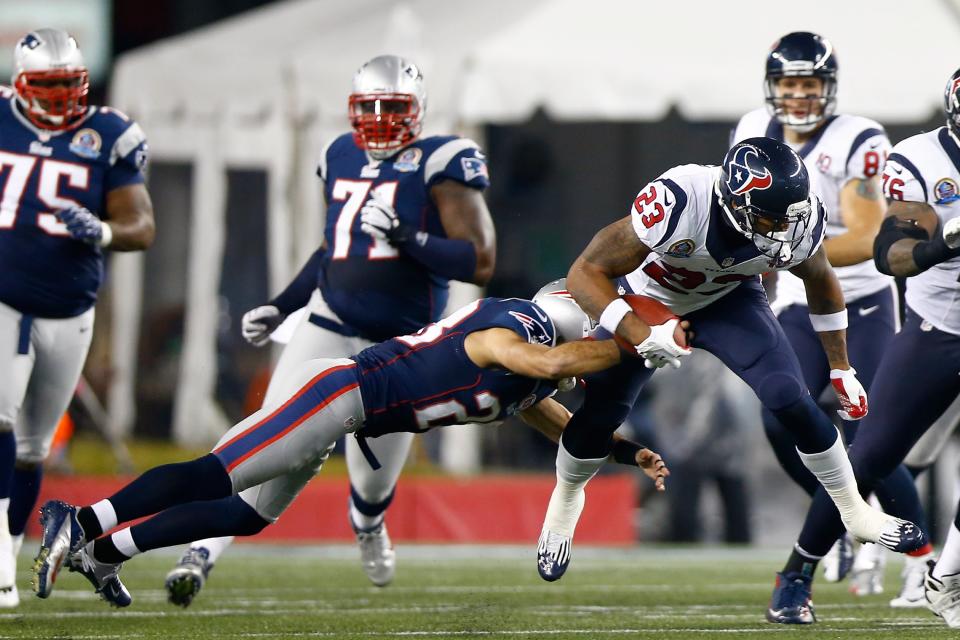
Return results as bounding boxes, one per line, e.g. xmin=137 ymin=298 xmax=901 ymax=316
xmin=614 ymin=295 xmax=688 ymax=352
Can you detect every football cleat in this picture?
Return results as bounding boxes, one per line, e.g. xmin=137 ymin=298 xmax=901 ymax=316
xmin=32 ymin=500 xmax=85 ymax=598
xmin=0 ymin=522 xmax=17 ymax=608
xmin=890 ymin=553 xmax=934 ymax=608
xmin=822 ymin=532 xmax=854 ymax=583
xmin=537 ymin=529 xmax=571 ymax=582
xmin=353 ymin=520 xmax=395 ymax=587
xmin=67 ymin=542 xmax=131 ymax=607
xmin=766 ymin=571 xmax=816 ymax=624
xmin=925 ymin=560 xmax=960 ymax=628
xmin=0 ymin=585 xmax=17 ymax=608
xmin=846 ymin=506 xmax=925 ymax=553
xmin=849 ymin=542 xmax=886 ymax=596
xmin=165 ymin=546 xmax=213 ymax=607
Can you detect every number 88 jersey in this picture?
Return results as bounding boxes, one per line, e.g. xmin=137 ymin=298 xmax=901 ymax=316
xmin=623 ymin=163 xmax=826 ymax=316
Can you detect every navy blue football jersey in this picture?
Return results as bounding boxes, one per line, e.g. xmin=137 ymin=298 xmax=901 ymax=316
xmin=317 ymin=133 xmax=490 ymax=342
xmin=353 ymin=297 xmax=557 ymax=436
xmin=0 ymin=87 xmax=147 ymax=317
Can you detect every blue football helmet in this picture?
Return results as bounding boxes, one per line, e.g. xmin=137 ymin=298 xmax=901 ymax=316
xmin=944 ymin=68 xmax=960 ymax=138
xmin=716 ymin=137 xmax=812 ymax=266
xmin=764 ymin=32 xmax=838 ymax=133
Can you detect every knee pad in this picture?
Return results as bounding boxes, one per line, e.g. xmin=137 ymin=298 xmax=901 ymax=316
xmin=755 ymin=372 xmax=805 ymax=412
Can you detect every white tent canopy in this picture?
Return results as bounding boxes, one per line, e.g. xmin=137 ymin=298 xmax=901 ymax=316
xmin=108 ymin=0 xmax=960 ymax=445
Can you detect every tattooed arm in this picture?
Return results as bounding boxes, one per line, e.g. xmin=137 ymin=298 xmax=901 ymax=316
xmin=790 ymin=246 xmax=850 ymax=369
xmin=824 ymin=176 xmax=886 ymax=267
xmin=566 ymin=216 xmax=654 ymax=344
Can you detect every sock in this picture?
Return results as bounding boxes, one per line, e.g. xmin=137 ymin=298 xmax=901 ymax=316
xmin=8 ymin=466 xmax=42 ymax=536
xmin=796 ymin=429 xmax=871 ymax=530
xmin=106 ymin=454 xmax=232 ymax=525
xmin=129 ymin=496 xmax=268 ymax=555
xmin=93 ymin=533 xmax=134 ymax=564
xmin=934 ymin=522 xmax=960 ymax=579
xmin=188 ymin=537 xmax=234 ymax=564
xmin=11 ymin=534 xmax=22 ymax=558
xmin=0 ymin=432 xmax=14 ymax=501
xmin=77 ymin=499 xmax=118 ymax=541
xmin=349 ymin=485 xmax=394 ymax=531
xmin=783 ymin=544 xmax=821 ymax=576
xmin=542 ymin=439 xmax=605 ymax=537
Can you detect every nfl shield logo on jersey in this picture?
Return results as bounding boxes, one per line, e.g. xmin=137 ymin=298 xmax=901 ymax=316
xmin=727 ymin=144 xmax=773 ymax=195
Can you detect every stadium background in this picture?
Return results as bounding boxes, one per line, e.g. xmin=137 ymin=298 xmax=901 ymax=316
xmin=10 ymin=0 xmax=960 ymax=548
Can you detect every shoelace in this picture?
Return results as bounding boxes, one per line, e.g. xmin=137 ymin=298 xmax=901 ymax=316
xmin=538 ymin=532 xmax=570 ymax=564
xmin=775 ymin=577 xmax=810 ymax=609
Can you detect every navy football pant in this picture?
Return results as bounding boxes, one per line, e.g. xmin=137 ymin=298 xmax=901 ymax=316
xmin=797 ymin=308 xmax=960 ymax=556
xmin=762 ymin=286 xmax=896 ymax=494
xmin=563 ymin=279 xmax=839 ymax=459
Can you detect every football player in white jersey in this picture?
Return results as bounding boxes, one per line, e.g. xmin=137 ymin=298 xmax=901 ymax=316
xmin=534 ymin=136 xmax=923 ymax=586
xmin=767 ymin=68 xmax=960 ymax=626
xmin=732 ymin=32 xmax=932 ymax=603
xmin=164 ymin=55 xmax=497 ymax=605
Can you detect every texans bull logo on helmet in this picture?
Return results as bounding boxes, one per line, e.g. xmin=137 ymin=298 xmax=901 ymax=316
xmin=727 ymin=144 xmax=773 ymax=196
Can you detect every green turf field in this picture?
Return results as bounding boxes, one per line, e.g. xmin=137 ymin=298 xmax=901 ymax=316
xmin=1 ymin=545 xmax=952 ymax=639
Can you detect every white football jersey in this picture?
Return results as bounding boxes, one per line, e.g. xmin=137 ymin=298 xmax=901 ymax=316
xmin=624 ymin=164 xmax=826 ymax=316
xmin=731 ymin=109 xmax=893 ymax=309
xmin=883 ymin=127 xmax=960 ymax=336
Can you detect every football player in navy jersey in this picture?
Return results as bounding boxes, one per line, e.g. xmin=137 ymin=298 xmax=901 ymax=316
xmin=164 ymin=54 xmax=496 ymax=604
xmin=732 ymin=32 xmax=933 ymax=602
xmin=32 ymin=281 xmax=668 ymax=607
xmin=0 ymin=29 xmax=154 ymax=608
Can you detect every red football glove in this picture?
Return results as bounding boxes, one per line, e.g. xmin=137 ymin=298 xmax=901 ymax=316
xmin=830 ymin=367 xmax=868 ymax=420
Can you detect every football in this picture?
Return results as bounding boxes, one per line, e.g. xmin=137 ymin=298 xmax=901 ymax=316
xmin=615 ymin=294 xmax=687 ymax=350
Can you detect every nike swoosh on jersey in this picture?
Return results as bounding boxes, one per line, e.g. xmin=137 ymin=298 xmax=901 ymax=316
xmin=889 ymin=165 xmax=904 ymax=175
xmin=858 ymin=305 xmax=880 ymax=316
xmin=532 ymin=305 xmax=549 ymax=323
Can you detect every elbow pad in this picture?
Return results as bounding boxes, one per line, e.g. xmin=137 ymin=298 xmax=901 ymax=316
xmin=873 ymin=216 xmax=929 ymax=275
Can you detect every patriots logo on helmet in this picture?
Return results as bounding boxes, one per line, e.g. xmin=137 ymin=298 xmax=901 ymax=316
xmin=727 ymin=144 xmax=773 ymax=195
xmin=20 ymin=33 xmax=41 ymax=50
xmin=509 ymin=311 xmax=552 ymax=345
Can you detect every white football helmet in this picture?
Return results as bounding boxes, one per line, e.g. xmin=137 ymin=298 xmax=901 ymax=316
xmin=349 ymin=55 xmax=426 ymax=160
xmin=12 ymin=28 xmax=88 ymax=130
xmin=532 ymin=279 xmax=595 ymax=344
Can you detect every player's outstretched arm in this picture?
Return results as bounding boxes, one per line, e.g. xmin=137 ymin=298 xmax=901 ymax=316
xmin=827 ymin=177 xmax=885 ymax=267
xmin=873 ymin=200 xmax=960 ymax=277
xmin=518 ymin=397 xmax=669 ymax=489
xmin=465 ymin=328 xmax=621 ymax=380
xmin=567 ymin=217 xmax=653 ymax=346
xmin=104 ymin=184 xmax=155 ymax=251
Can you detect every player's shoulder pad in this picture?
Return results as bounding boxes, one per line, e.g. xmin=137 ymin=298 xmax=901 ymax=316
xmin=730 ymin=107 xmax=771 ymax=145
xmin=630 ymin=165 xmax=709 ymax=250
xmin=884 ymin=129 xmax=944 ymax=202
xmin=829 ymin=113 xmax=889 ymax=164
xmin=496 ymin=297 xmax=556 ymax=347
xmin=317 ymin=132 xmax=355 ymax=180
xmin=420 ymin=135 xmax=488 ymax=187
xmin=81 ymin=106 xmax=146 ymax=165
xmin=805 ymin=195 xmax=828 ymax=258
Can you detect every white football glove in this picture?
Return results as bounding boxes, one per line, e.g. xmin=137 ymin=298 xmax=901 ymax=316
xmin=943 ymin=216 xmax=960 ymax=250
xmin=55 ymin=206 xmax=106 ymax=245
xmin=635 ymin=318 xmax=691 ymax=369
xmin=360 ymin=190 xmax=409 ymax=244
xmin=830 ymin=367 xmax=868 ymax=420
xmin=242 ymin=305 xmax=285 ymax=347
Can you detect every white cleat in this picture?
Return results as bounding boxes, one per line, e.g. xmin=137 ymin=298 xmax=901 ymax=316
xmin=891 ymin=553 xmax=934 ymax=608
xmin=0 ymin=524 xmax=17 ymax=608
xmin=849 ymin=542 xmax=886 ymax=596
xmin=165 ymin=547 xmax=213 ymax=607
xmin=925 ymin=561 xmax=960 ymax=627
xmin=354 ymin=521 xmax=395 ymax=587
xmin=822 ymin=533 xmax=854 ymax=583
xmin=844 ymin=505 xmax=925 ymax=553
xmin=537 ymin=529 xmax=572 ymax=582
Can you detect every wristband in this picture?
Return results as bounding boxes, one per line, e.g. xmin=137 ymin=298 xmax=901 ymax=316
xmin=610 ymin=439 xmax=643 ymax=467
xmin=599 ymin=298 xmax=631 ymax=334
xmin=809 ymin=309 xmax=847 ymax=332
xmin=99 ymin=222 xmax=113 ymax=248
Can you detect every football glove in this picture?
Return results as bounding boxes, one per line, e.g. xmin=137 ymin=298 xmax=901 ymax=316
xmin=360 ymin=190 xmax=412 ymax=245
xmin=55 ymin=206 xmax=106 ymax=246
xmin=241 ymin=305 xmax=285 ymax=347
xmin=635 ymin=318 xmax=691 ymax=369
xmin=944 ymin=216 xmax=960 ymax=250
xmin=830 ymin=367 xmax=868 ymax=420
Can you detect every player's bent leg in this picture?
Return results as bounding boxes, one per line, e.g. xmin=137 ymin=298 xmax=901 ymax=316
xmin=345 ymin=431 xmax=412 ymax=587
xmin=537 ymin=438 xmax=605 ymax=582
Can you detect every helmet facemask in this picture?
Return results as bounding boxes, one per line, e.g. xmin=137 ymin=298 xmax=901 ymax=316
xmin=717 ymin=180 xmax=811 ymax=267
xmin=764 ymin=73 xmax=836 ymax=134
xmin=944 ymin=72 xmax=960 ymax=140
xmin=14 ymin=68 xmax=89 ymax=130
xmin=348 ymin=92 xmax=422 ymax=160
